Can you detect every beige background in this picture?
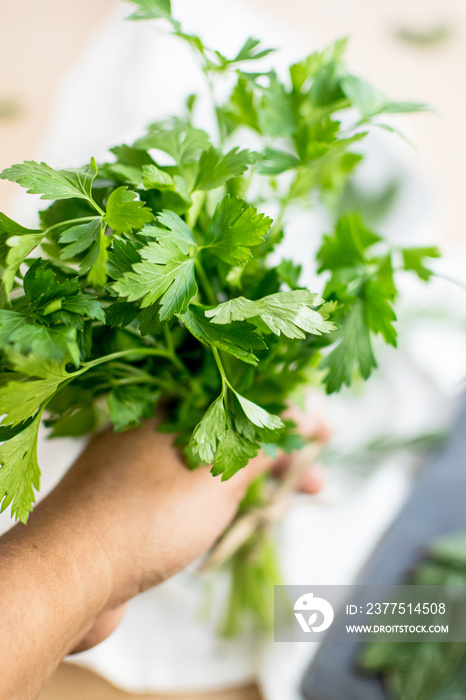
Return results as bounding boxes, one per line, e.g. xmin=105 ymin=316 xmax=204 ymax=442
xmin=1 ymin=0 xmax=464 ymax=249
xmin=1 ymin=0 xmax=464 ymax=697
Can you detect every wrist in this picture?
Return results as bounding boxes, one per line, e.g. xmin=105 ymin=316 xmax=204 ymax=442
xmin=4 ymin=496 xmax=114 ymax=651
xmin=0 ymin=511 xmax=113 ymax=700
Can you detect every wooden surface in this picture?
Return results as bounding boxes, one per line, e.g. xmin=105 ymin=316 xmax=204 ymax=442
xmin=38 ymin=664 xmax=261 ymax=700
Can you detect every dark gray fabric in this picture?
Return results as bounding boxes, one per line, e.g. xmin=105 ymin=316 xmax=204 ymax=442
xmin=301 ymin=400 xmax=466 ymax=700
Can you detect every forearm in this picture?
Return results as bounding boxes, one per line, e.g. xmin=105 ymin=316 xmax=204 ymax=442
xmin=0 ymin=424 xmax=268 ymax=700
xmin=0 ymin=502 xmax=112 ymax=700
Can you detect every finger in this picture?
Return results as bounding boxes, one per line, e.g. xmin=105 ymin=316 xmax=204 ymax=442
xmin=296 ymin=462 xmax=325 ymax=494
xmin=269 ymin=451 xmax=325 ymax=493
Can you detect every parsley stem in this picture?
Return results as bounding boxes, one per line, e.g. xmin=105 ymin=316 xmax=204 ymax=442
xmin=88 ymin=197 xmax=105 ymax=217
xmin=54 ymin=347 xmax=190 ymax=405
xmin=121 ymin=326 xmax=158 ymax=346
xmin=393 ymin=266 xmax=466 ymax=293
xmin=164 ymin=324 xmax=175 ymax=356
xmin=212 ymin=346 xmax=233 ymax=392
xmin=194 ymin=258 xmax=217 ymax=306
xmin=44 ymin=216 xmax=98 ymax=236
xmin=163 ymin=324 xmax=191 ymax=376
xmin=108 ymin=362 xmax=150 ymax=376
xmin=39 ymin=353 xmax=171 ymax=415
xmin=430 ymin=271 xmax=466 ymax=293
xmin=271 ymin=195 xmax=289 ymax=234
xmin=94 ymin=375 xmax=188 ymax=397
xmin=81 ymin=347 xmax=172 ymax=371
xmin=203 ymin=70 xmax=225 ymax=146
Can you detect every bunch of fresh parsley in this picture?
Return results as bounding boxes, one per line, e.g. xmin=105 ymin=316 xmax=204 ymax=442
xmin=0 ymin=0 xmax=439 ymax=629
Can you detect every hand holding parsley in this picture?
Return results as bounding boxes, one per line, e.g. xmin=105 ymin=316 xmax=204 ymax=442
xmin=0 ymin=0 xmax=438 ymax=633
xmin=0 ymin=419 xmax=304 ymax=699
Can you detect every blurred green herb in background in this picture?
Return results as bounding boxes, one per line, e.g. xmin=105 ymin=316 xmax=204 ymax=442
xmin=360 ymin=530 xmax=466 ymax=700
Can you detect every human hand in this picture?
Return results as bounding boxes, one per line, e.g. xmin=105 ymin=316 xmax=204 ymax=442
xmin=65 ymin=416 xmax=324 ymax=652
xmin=0 ymin=415 xmax=324 ymax=699
xmin=67 ymin=395 xmax=327 ymax=651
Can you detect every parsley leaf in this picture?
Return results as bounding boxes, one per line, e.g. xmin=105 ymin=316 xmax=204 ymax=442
xmin=135 ymin=123 xmax=211 ymax=166
xmin=231 ymin=37 xmax=275 ymax=63
xmin=0 ymin=310 xmax=80 ymax=366
xmin=59 ymin=218 xmax=102 ymax=259
xmin=0 ymin=212 xmax=36 ymax=251
xmin=0 ymin=212 xmax=45 ymax=295
xmin=206 ymin=291 xmax=334 ymax=339
xmin=2 ymin=231 xmax=44 ymax=296
xmin=23 ymin=260 xmax=105 ymax=326
xmin=0 ymin=415 xmax=41 ymax=523
xmin=221 ymin=77 xmax=261 ymax=133
xmin=0 ymin=358 xmax=68 ymax=427
xmin=105 ymin=301 xmax=140 ymax=329
xmin=179 ymin=305 xmax=265 ymax=365
xmin=113 ymin=237 xmax=198 ymax=319
xmin=125 ymin=0 xmax=179 ymax=30
xmin=107 ymin=238 xmax=141 ymax=279
xmin=276 ymin=259 xmax=303 ymax=289
xmin=190 ymin=401 xmax=262 ymax=481
xmin=233 ymin=391 xmax=284 ymax=431
xmin=402 ymin=246 xmax=440 ymax=281
xmin=260 ymin=72 xmax=296 ymax=138
xmin=141 ymin=164 xmax=174 ymax=189
xmin=204 ymin=195 xmax=272 ymax=265
xmin=0 ymin=213 xmax=42 ymax=280
xmin=322 ymin=301 xmax=377 ymax=393
xmin=0 ymin=158 xmax=98 ymax=202
xmin=107 ymin=163 xmax=144 ymax=186
xmin=80 ymin=232 xmax=109 ymax=287
xmin=105 ymin=186 xmax=154 ymax=233
xmin=109 ymin=143 xmax=155 ymax=167
xmin=362 ymin=258 xmax=397 ymax=347
xmin=189 ymin=383 xmax=283 ymax=478
xmin=189 ymin=393 xmax=227 ymax=463
xmin=145 ymin=210 xmax=195 ymax=254
xmin=317 ymin=212 xmax=380 ymax=272
xmin=194 ymin=147 xmax=259 ymax=191
xmin=257 ymin=147 xmax=300 ymax=175
xmin=211 ymin=428 xmax=259 ymax=480
xmin=341 ymin=74 xmax=428 ymax=120
xmin=108 ymin=384 xmax=159 ymax=432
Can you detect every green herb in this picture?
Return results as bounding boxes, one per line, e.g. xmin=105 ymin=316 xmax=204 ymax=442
xmin=0 ymin=0 xmax=437 ymax=632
